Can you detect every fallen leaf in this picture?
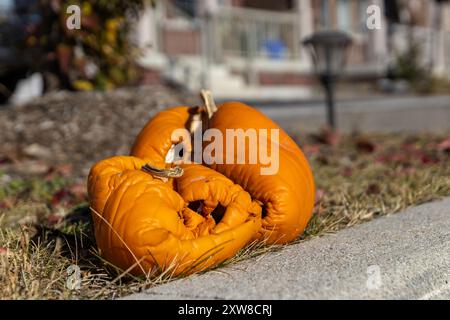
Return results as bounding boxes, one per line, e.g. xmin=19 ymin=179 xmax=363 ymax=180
xmin=47 ymin=214 xmax=63 ymax=226
xmin=0 ymin=155 xmax=13 ymax=165
xmin=303 ymin=144 xmax=320 ymax=156
xmin=51 ymin=183 xmax=87 ymax=206
xmin=366 ymin=183 xmax=381 ymax=195
xmin=421 ymin=154 xmax=439 ymax=165
xmin=68 ymin=183 xmax=88 ymax=201
xmin=316 ymin=154 xmax=330 ymax=165
xmin=355 ymin=137 xmax=377 ymax=153
xmin=315 ymin=188 xmax=326 ymax=204
xmin=437 ymin=138 xmax=450 ymax=153
xmin=0 ymin=197 xmax=15 ymax=209
xmin=311 ymin=127 xmax=341 ymax=147
xmin=45 ymin=164 xmax=74 ymax=180
xmin=341 ymin=166 xmax=353 ymax=177
xmin=51 ymin=188 xmax=73 ymax=206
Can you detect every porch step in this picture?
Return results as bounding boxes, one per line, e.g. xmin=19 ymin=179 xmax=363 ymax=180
xmin=163 ymin=57 xmax=245 ymax=93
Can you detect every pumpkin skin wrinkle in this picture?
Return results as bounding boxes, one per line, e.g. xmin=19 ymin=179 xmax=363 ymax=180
xmin=131 ymin=106 xmax=199 ymax=169
xmin=88 ymin=156 xmax=261 ymax=275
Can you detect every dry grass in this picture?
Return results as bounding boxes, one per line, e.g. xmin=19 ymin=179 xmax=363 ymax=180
xmin=301 ymin=132 xmax=450 ymax=237
xmin=0 ymin=131 xmax=449 ymax=299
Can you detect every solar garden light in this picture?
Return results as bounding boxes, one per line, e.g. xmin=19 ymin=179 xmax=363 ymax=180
xmin=303 ymin=31 xmax=353 ymax=130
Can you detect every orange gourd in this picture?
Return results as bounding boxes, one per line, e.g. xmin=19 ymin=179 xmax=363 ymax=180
xmin=130 ymin=94 xmax=315 ymax=245
xmin=131 ymin=106 xmax=198 ymax=169
xmin=88 ymin=156 xmax=261 ymax=276
xmin=207 ymin=102 xmax=315 ymax=244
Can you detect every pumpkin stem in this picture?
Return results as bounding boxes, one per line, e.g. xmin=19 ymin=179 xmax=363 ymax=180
xmin=142 ymin=163 xmax=184 ymax=181
xmin=200 ymin=89 xmax=218 ymax=119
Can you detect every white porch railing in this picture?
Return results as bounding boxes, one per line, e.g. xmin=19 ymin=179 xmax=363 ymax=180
xmin=148 ymin=2 xmax=450 ymax=87
xmin=213 ymin=6 xmax=301 ymax=61
xmin=156 ymin=3 xmax=303 ymax=62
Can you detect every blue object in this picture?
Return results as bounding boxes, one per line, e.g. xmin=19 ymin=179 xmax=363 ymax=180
xmin=264 ymin=38 xmax=287 ymax=59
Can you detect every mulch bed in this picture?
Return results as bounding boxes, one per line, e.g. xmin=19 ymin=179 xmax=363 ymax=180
xmin=0 ymin=86 xmax=198 ymax=179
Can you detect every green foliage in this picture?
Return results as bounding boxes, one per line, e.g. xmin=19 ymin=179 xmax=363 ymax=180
xmin=393 ymin=42 xmax=426 ymax=83
xmin=0 ymin=176 xmax=67 ymax=202
xmin=392 ymin=40 xmax=450 ymax=94
xmin=33 ymin=0 xmax=147 ymax=91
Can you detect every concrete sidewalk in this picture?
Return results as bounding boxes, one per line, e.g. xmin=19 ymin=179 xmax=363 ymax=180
xmin=125 ymin=197 xmax=450 ymax=300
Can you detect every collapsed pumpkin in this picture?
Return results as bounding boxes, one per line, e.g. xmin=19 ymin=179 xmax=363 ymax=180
xmin=130 ymin=92 xmax=315 ymax=244
xmin=88 ymin=156 xmax=261 ymax=276
xmin=131 ymin=106 xmax=204 ymax=169
xmin=207 ymin=101 xmax=315 ymax=244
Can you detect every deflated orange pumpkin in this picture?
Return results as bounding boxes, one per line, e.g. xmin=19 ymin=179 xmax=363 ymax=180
xmin=130 ymin=95 xmax=315 ymax=245
xmin=88 ymin=156 xmax=261 ymax=276
xmin=131 ymin=106 xmax=203 ymax=169
xmin=207 ymin=102 xmax=315 ymax=244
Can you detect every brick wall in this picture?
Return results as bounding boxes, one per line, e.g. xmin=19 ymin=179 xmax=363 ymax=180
xmin=138 ymin=67 xmax=162 ymax=85
xmin=161 ymin=28 xmax=200 ymax=56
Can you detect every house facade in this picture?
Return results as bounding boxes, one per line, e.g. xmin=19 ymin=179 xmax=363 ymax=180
xmin=135 ymin=0 xmax=450 ymax=99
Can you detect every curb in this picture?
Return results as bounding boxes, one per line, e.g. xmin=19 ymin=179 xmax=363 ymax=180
xmin=124 ymin=198 xmax=450 ymax=300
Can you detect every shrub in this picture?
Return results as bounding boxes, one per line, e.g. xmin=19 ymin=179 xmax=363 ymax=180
xmin=32 ymin=0 xmax=147 ymax=91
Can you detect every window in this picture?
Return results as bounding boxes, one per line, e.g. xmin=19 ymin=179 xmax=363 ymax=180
xmin=174 ymin=0 xmax=197 ymax=17
xmin=320 ymin=0 xmax=330 ymax=28
xmin=337 ymin=0 xmax=352 ymax=31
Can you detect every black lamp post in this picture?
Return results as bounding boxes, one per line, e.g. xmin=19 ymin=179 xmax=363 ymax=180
xmin=303 ymin=31 xmax=352 ymax=129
